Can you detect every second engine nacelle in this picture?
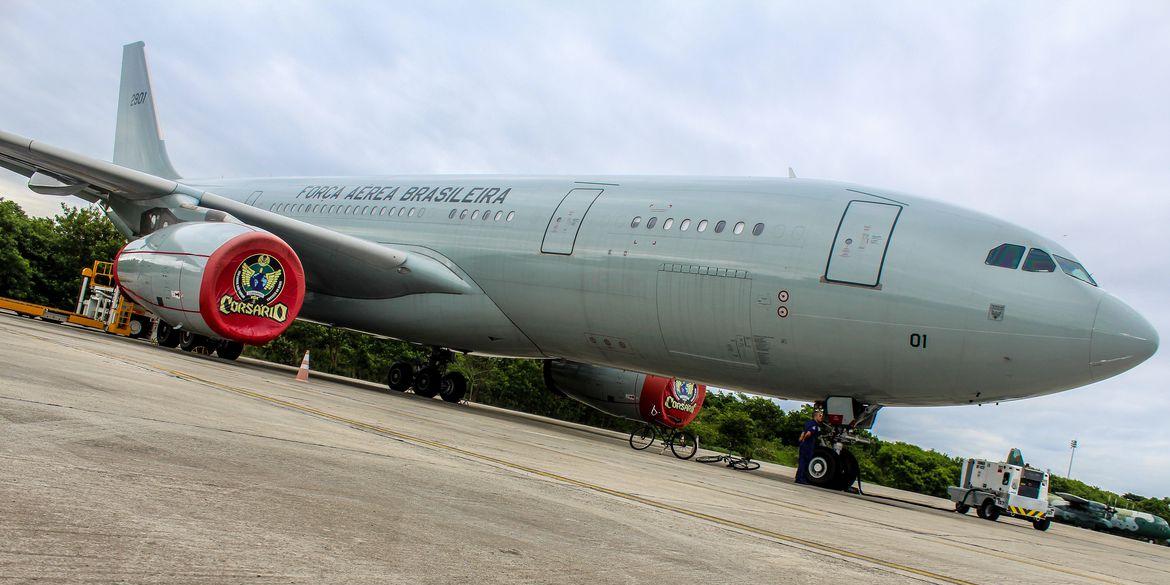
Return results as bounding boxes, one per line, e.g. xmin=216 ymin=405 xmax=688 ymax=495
xmin=115 ymin=222 xmax=305 ymax=345
xmin=544 ymin=360 xmax=706 ymax=428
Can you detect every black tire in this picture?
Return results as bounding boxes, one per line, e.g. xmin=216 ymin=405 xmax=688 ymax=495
xmin=629 ymin=424 xmax=655 ymax=450
xmin=128 ymin=317 xmax=146 ymax=338
xmin=832 ymin=449 xmax=859 ymax=490
xmin=978 ymin=499 xmax=1001 ymax=521
xmin=439 ymin=372 xmax=468 ymax=403
xmin=387 ymin=362 xmax=414 ymax=392
xmin=669 ymin=430 xmax=698 ymax=460
xmin=157 ymin=322 xmax=181 ymax=348
xmin=696 ymin=454 xmax=727 ymax=464
xmin=413 ymin=367 xmax=442 ymax=398
xmin=216 ymin=341 xmax=244 ymax=360
xmin=731 ymin=458 xmax=761 ymax=471
xmin=1033 ymin=518 xmax=1051 ymax=531
xmin=955 ymin=502 xmax=971 ymax=514
xmin=179 ymin=331 xmax=208 ymax=352
xmin=806 ymin=447 xmax=839 ymax=488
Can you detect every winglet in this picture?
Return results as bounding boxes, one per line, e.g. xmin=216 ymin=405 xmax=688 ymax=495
xmin=788 ymin=167 xmax=797 ymax=179
xmin=114 ymin=42 xmax=180 ymax=179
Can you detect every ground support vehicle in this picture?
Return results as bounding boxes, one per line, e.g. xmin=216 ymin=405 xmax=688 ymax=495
xmin=947 ymin=457 xmax=1054 ymax=531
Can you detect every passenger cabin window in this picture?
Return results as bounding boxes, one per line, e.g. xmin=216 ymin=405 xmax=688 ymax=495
xmin=733 ymin=221 xmax=745 ymax=235
xmin=985 ymin=244 xmax=1025 ymax=269
xmin=1022 ymin=248 xmax=1056 ymax=273
xmin=646 ymin=217 xmax=658 ymax=229
xmin=663 ymin=218 xmax=674 ymax=230
xmin=1054 ymin=255 xmax=1098 ymax=286
xmin=714 ymin=220 xmax=726 ymax=234
xmin=697 ymin=219 xmax=708 ymax=232
xmin=752 ymin=223 xmax=765 ymax=236
xmin=630 ymin=216 xmax=641 ymax=228
xmin=680 ymin=219 xmax=691 ymax=231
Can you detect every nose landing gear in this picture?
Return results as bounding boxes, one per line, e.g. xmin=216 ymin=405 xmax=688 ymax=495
xmin=386 ymin=347 xmax=468 ymax=403
xmin=798 ymin=399 xmax=880 ymax=491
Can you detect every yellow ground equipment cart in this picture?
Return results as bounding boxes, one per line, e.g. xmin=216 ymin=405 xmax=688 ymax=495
xmin=0 ymin=261 xmax=151 ymax=338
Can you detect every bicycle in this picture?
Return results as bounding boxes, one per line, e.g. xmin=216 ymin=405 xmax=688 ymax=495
xmin=695 ymin=452 xmax=761 ymax=471
xmin=629 ymin=423 xmax=699 ymax=460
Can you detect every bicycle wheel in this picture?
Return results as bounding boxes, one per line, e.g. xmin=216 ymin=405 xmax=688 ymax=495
xmin=695 ymin=454 xmax=727 ymax=464
xmin=669 ymin=430 xmax=698 ymax=460
xmin=629 ymin=424 xmax=655 ymax=450
xmin=730 ymin=458 xmax=761 ymax=471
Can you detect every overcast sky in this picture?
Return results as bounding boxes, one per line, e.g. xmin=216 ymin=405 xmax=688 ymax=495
xmin=2 ymin=1 xmax=1168 ymax=496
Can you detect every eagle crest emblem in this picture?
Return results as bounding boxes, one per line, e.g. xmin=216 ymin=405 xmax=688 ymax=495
xmin=233 ymin=253 xmax=285 ymax=305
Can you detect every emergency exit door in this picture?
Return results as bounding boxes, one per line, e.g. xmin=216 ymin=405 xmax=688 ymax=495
xmin=541 ymin=188 xmax=602 ymax=254
xmin=824 ymin=200 xmax=902 ymax=287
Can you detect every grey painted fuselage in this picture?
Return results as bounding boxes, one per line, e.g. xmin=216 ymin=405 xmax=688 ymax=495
xmin=190 ymin=174 xmax=1158 ymax=406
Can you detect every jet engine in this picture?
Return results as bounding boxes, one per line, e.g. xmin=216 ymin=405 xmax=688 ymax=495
xmin=544 ymin=360 xmax=706 ymax=428
xmin=115 ymin=222 xmax=305 ymax=345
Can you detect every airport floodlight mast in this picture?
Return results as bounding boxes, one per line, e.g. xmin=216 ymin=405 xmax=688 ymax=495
xmin=1068 ymin=439 xmax=1078 ymax=478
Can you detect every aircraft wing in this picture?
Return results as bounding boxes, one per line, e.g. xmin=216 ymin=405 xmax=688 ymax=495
xmin=0 ymin=129 xmax=471 ymax=300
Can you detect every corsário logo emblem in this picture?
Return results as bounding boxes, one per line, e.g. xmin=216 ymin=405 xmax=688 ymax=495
xmin=218 ymin=253 xmax=290 ymax=323
xmin=665 ymin=379 xmax=699 ymax=413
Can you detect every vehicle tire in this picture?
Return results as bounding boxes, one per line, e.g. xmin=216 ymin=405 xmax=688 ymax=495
xmin=216 ymin=341 xmax=244 ymax=361
xmin=832 ymin=449 xmax=859 ymax=490
xmin=696 ymin=454 xmax=727 ymax=464
xmin=806 ymin=447 xmax=839 ymax=488
xmin=978 ymin=499 xmax=1001 ymax=521
xmin=629 ymin=424 xmax=655 ymax=450
xmin=179 ymin=331 xmax=208 ymax=352
xmin=731 ymin=458 xmax=761 ymax=471
xmin=128 ymin=318 xmax=146 ymax=338
xmin=439 ymin=372 xmax=468 ymax=403
xmin=386 ymin=362 xmax=414 ymax=392
xmin=1032 ymin=518 xmax=1051 ymax=531
xmin=955 ymin=502 xmax=971 ymax=514
xmin=157 ymin=322 xmax=181 ymax=348
xmin=669 ymin=430 xmax=698 ymax=460
xmin=413 ymin=367 xmax=442 ymax=398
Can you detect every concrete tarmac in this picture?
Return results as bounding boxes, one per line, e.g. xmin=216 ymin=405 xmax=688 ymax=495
xmin=1 ymin=312 xmax=1167 ymax=585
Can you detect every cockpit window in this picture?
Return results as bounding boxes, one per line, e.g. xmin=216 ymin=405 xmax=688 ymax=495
xmin=1053 ymin=255 xmax=1098 ymax=286
xmin=1022 ymin=248 xmax=1057 ymax=273
xmin=985 ymin=244 xmax=1025 ymax=269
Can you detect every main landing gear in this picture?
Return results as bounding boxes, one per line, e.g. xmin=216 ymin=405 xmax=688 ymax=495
xmin=387 ymin=347 xmax=468 ymax=403
xmin=799 ymin=398 xmax=882 ymax=492
xmin=155 ymin=321 xmax=244 ymax=360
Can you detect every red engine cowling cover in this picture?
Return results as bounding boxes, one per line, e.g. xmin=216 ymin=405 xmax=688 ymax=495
xmin=200 ymin=231 xmax=305 ymax=344
xmin=639 ymin=376 xmax=707 ymax=428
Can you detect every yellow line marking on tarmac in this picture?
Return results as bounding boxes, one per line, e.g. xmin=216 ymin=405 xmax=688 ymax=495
xmin=170 ymin=369 xmax=976 ymax=585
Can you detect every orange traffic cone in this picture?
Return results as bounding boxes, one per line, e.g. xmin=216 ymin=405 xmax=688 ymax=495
xmin=295 ymin=350 xmax=310 ymax=381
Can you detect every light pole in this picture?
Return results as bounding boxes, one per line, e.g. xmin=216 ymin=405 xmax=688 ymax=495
xmin=1067 ymin=439 xmax=1078 ymax=478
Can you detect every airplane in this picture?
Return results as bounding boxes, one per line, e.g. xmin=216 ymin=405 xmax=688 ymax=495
xmin=1049 ymin=493 xmax=1170 ymax=544
xmin=0 ymin=42 xmax=1158 ymax=491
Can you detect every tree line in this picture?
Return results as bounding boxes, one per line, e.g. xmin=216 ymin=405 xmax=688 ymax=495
xmin=2 ymin=198 xmax=1165 ymax=524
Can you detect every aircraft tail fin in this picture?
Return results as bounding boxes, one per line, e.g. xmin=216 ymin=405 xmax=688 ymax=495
xmin=113 ymin=41 xmax=180 ymax=179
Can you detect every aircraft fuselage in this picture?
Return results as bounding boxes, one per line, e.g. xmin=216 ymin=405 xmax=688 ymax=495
xmin=186 ymin=175 xmax=1156 ymax=406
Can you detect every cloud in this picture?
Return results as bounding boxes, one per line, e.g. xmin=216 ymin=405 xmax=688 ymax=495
xmin=1 ymin=1 xmax=1167 ymax=494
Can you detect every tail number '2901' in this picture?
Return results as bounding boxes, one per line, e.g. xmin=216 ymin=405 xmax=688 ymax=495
xmin=129 ymin=91 xmax=149 ymax=106
xmin=909 ymin=333 xmax=928 ymax=348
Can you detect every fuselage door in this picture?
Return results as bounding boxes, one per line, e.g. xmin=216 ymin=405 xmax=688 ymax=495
xmin=824 ymin=200 xmax=902 ymax=287
xmin=541 ymin=188 xmax=603 ymax=255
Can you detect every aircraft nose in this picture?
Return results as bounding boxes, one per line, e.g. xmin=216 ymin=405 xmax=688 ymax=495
xmin=1089 ymin=294 xmax=1159 ymax=380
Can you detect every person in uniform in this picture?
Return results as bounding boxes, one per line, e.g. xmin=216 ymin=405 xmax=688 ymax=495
xmin=795 ymin=408 xmax=824 ymax=484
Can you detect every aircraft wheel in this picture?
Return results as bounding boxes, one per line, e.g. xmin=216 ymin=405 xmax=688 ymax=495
xmin=387 ymin=362 xmax=414 ymax=392
xmin=157 ymin=322 xmax=181 ymax=348
xmin=413 ymin=367 xmax=442 ymax=398
xmin=1032 ymin=518 xmax=1051 ymax=531
xmin=216 ymin=341 xmax=244 ymax=361
xmin=806 ymin=447 xmax=839 ymax=488
xmin=179 ymin=331 xmax=208 ymax=352
xmin=438 ymin=372 xmax=468 ymax=403
xmin=955 ymin=502 xmax=971 ymax=514
xmin=832 ymin=449 xmax=859 ymax=490
xmin=978 ymin=499 xmax=1001 ymax=521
